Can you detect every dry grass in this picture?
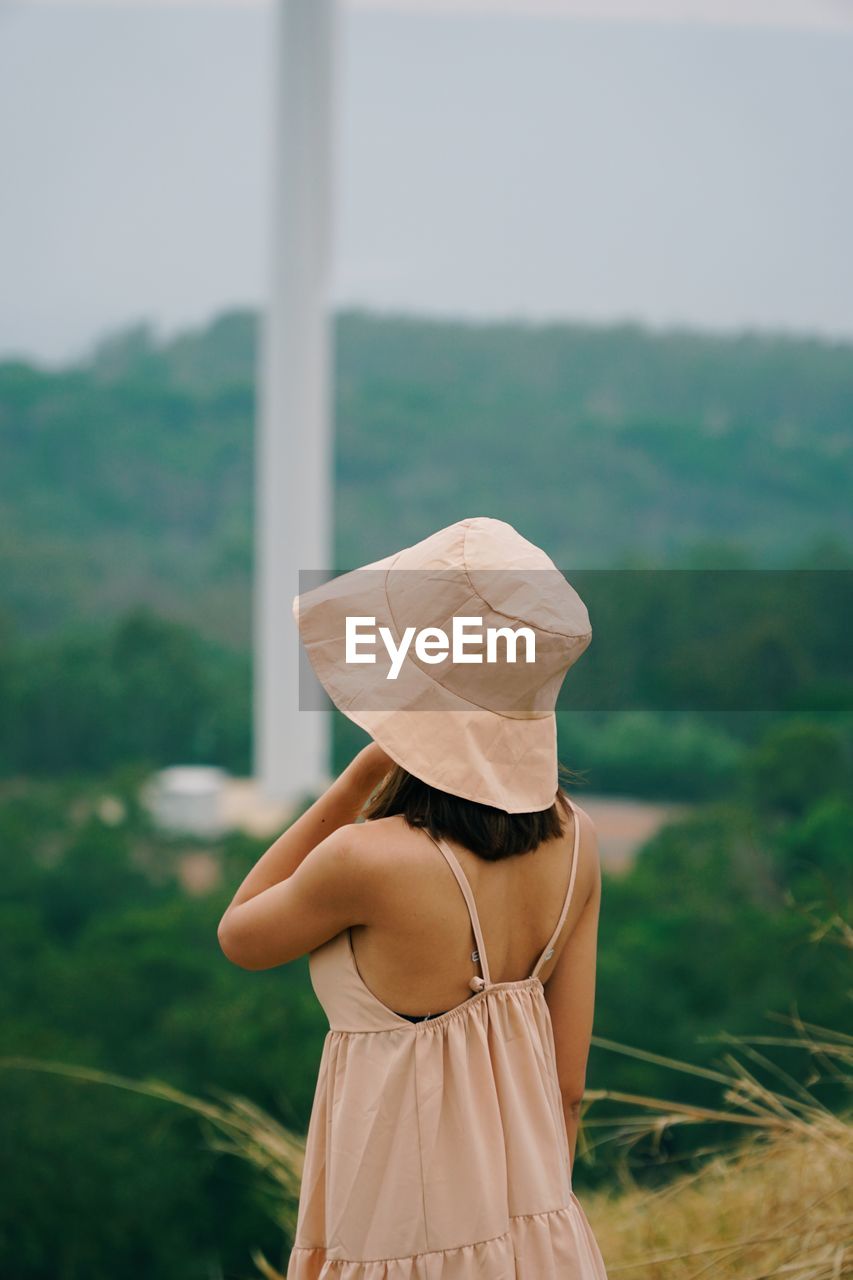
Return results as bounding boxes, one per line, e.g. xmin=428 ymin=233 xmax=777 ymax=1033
xmin=586 ymin=1122 xmax=851 ymax=1280
xmin=576 ymin=909 xmax=852 ymax=1278
xmin=579 ymin=1015 xmax=852 ymax=1279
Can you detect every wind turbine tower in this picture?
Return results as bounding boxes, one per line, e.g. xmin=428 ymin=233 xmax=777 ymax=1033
xmin=254 ymin=0 xmax=337 ymax=807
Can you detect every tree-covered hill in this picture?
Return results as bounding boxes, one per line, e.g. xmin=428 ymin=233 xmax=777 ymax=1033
xmin=1 ymin=309 xmax=851 ymax=648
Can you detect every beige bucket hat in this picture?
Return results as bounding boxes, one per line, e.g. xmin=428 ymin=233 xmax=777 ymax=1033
xmin=292 ymin=516 xmax=591 ymax=813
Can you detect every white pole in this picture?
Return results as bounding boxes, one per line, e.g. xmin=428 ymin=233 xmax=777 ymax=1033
xmin=254 ymin=0 xmax=336 ymax=807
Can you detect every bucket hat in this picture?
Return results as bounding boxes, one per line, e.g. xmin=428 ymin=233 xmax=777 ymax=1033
xmin=292 ymin=516 xmax=591 ymax=813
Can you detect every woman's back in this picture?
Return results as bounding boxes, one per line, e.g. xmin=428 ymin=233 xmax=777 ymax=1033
xmin=347 ymin=796 xmax=596 ymax=1018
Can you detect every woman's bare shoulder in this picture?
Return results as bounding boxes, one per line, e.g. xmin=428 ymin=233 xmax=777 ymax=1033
xmin=350 ymin=813 xmax=427 ymax=861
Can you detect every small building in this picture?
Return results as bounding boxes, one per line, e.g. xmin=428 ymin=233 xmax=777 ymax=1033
xmin=142 ymin=765 xmax=230 ymax=838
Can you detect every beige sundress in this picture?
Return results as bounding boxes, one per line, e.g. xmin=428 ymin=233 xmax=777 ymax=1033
xmin=286 ymin=796 xmax=609 ymax=1278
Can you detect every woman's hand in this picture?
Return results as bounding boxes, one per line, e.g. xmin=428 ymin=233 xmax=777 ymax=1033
xmin=346 ymin=741 xmax=397 ymax=794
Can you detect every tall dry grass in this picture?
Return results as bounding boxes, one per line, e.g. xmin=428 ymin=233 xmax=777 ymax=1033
xmin=579 ymin=907 xmax=852 ymax=1278
xmin=580 ymin=1015 xmax=851 ymax=1279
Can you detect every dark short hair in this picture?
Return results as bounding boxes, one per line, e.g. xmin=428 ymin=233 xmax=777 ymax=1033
xmin=361 ymin=764 xmax=576 ymax=862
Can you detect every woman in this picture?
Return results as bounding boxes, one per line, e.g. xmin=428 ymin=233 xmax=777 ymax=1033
xmin=219 ymin=517 xmax=609 ymax=1278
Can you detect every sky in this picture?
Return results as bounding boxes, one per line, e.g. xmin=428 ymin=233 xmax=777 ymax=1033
xmin=1 ymin=1 xmax=852 ymax=363
xmin=21 ymin=0 xmax=853 ymax=25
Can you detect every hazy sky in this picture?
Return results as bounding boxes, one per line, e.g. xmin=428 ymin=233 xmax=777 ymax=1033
xmin=2 ymin=1 xmax=852 ymax=362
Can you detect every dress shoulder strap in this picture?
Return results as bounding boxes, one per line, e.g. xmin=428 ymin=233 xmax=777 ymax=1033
xmin=530 ymin=795 xmax=581 ymax=981
xmin=422 ymin=830 xmax=492 ymax=989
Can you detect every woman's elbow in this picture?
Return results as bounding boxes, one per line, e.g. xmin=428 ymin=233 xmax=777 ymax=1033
xmin=560 ymin=1079 xmax=587 ymax=1114
xmin=217 ymin=911 xmax=255 ymax=969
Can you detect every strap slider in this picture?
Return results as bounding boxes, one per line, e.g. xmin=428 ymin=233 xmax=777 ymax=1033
xmin=543 ymin=947 xmax=554 ymax=960
xmin=471 ymin=948 xmax=479 ymax=962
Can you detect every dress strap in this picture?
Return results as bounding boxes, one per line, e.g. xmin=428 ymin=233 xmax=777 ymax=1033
xmin=530 ymin=796 xmax=581 ymax=981
xmin=423 ymin=830 xmax=492 ymax=990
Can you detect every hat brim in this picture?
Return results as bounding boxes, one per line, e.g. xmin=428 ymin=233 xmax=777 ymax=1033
xmin=292 ymin=555 xmax=559 ymax=813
